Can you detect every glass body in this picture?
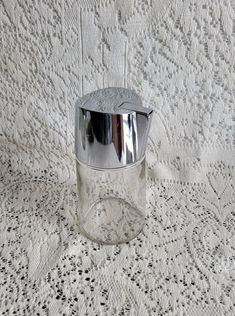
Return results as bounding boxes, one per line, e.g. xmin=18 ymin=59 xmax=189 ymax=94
xmin=76 ymin=158 xmax=146 ymax=244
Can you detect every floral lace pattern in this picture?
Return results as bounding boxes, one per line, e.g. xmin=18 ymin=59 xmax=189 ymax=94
xmin=0 ymin=0 xmax=234 ymax=315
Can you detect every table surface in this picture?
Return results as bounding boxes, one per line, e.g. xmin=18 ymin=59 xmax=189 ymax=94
xmin=0 ymin=0 xmax=234 ymax=315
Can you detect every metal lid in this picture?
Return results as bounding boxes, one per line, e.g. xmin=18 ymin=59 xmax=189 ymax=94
xmin=75 ymin=87 xmax=153 ymax=169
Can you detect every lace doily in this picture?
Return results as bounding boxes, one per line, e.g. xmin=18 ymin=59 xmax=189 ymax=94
xmin=0 ymin=0 xmax=234 ymax=315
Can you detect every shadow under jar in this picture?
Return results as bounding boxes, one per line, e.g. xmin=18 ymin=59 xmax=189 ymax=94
xmin=75 ymin=87 xmax=153 ymax=244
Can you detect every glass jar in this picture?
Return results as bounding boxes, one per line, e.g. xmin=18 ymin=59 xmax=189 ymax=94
xmin=75 ymin=87 xmax=153 ymax=244
xmin=76 ymin=158 xmax=146 ymax=244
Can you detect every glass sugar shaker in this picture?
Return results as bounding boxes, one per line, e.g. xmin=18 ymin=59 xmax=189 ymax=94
xmin=75 ymin=87 xmax=153 ymax=244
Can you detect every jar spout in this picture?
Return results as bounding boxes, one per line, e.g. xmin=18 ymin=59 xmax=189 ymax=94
xmin=119 ymin=102 xmax=153 ymax=158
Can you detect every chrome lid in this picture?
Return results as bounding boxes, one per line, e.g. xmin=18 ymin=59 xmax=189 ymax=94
xmin=75 ymin=87 xmax=153 ymax=169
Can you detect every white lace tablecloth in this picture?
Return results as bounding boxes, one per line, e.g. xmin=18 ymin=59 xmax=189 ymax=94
xmin=0 ymin=0 xmax=234 ymax=315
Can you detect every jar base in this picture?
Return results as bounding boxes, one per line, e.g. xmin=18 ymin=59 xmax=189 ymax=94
xmin=77 ymin=197 xmax=145 ymax=245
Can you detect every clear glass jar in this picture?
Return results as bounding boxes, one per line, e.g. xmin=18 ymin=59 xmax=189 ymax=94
xmin=75 ymin=87 xmax=153 ymax=244
xmin=76 ymin=157 xmax=146 ymax=244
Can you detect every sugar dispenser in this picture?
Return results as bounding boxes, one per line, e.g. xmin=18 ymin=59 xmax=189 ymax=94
xmin=75 ymin=87 xmax=153 ymax=244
